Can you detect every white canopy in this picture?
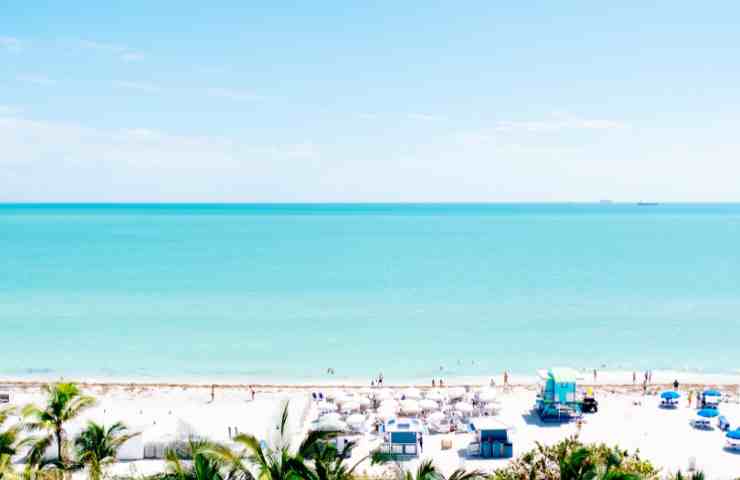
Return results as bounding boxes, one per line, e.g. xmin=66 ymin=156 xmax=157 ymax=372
xmin=483 ymin=402 xmax=498 ymax=412
xmin=358 ymin=396 xmax=372 ymax=407
xmin=376 ymin=407 xmax=396 ymax=421
xmin=340 ymin=401 xmax=361 ymax=413
xmin=315 ymin=417 xmax=348 ymax=432
xmin=419 ymin=399 xmax=439 ymax=410
xmin=380 ymin=399 xmax=399 ymax=411
xmin=425 ymin=390 xmax=447 ymax=402
xmin=321 ymin=412 xmax=342 ymax=423
xmin=324 ymin=390 xmax=344 ymax=401
xmin=373 ymin=389 xmax=394 ymax=400
xmin=346 ymin=413 xmax=366 ymax=426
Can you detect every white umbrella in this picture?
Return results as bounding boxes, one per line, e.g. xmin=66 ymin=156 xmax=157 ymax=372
xmin=478 ymin=389 xmax=497 ymax=402
xmin=341 ymin=401 xmax=361 ymax=413
xmin=358 ymin=387 xmax=373 ymax=395
xmin=317 ymin=401 xmax=337 ymax=412
xmin=426 ymin=390 xmax=447 ymax=402
xmin=428 ymin=411 xmax=445 ymax=423
xmin=483 ymin=402 xmax=498 ymax=413
xmin=376 ymin=407 xmax=396 ymax=421
xmin=315 ymin=418 xmax=347 ymax=432
xmin=373 ymin=389 xmax=394 ymax=400
xmin=346 ymin=413 xmax=365 ymax=426
xmin=335 ymin=393 xmax=354 ymax=405
xmin=400 ymin=399 xmax=420 ymax=414
xmin=322 ymin=412 xmax=342 ymax=423
xmin=455 ymin=401 xmax=474 ymax=414
xmin=402 ymin=387 xmax=422 ymax=399
xmin=419 ymin=399 xmax=438 ymax=411
xmin=448 ymin=387 xmax=466 ymax=399
xmin=380 ymin=399 xmax=399 ymax=411
xmin=358 ymin=396 xmax=372 ymax=407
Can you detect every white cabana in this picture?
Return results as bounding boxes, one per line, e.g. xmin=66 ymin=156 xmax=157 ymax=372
xmin=419 ymin=399 xmax=438 ymax=411
xmin=400 ymin=399 xmax=420 ymax=415
xmin=402 ymin=387 xmax=422 ymax=399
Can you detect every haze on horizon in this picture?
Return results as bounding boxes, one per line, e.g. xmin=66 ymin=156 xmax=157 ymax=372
xmin=2 ymin=2 xmax=739 ymax=202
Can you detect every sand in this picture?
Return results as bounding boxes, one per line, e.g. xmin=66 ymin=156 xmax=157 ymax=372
xmin=1 ymin=371 xmax=739 ymax=479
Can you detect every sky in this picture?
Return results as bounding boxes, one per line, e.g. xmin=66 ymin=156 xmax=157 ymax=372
xmin=2 ymin=1 xmax=740 ymax=202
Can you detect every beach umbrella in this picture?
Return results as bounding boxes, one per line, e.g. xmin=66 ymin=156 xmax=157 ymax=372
xmin=340 ymin=401 xmax=361 ymax=413
xmin=703 ymin=389 xmax=722 ymax=397
xmin=373 ymin=389 xmax=393 ymax=400
xmin=380 ymin=399 xmax=399 ymax=411
xmin=419 ymin=399 xmax=438 ymax=411
xmin=315 ymin=417 xmax=347 ymax=432
xmin=322 ymin=412 xmax=342 ymax=423
xmin=358 ymin=387 xmax=373 ymax=395
xmin=428 ymin=411 xmax=445 ymax=423
xmin=400 ymin=399 xmax=420 ymax=414
xmin=402 ymin=387 xmax=422 ymax=399
xmin=478 ymin=388 xmax=497 ymax=402
xmin=358 ymin=396 xmax=371 ymax=407
xmin=697 ymin=409 xmax=719 ymax=418
xmin=455 ymin=401 xmax=474 ymax=414
xmin=317 ymin=401 xmax=337 ymax=412
xmin=335 ymin=393 xmax=354 ymax=405
xmin=425 ymin=390 xmax=447 ymax=402
xmin=726 ymin=429 xmax=740 ymax=440
xmin=346 ymin=413 xmax=365 ymax=426
xmin=660 ymin=391 xmax=680 ymax=400
xmin=448 ymin=387 xmax=466 ymax=399
xmin=483 ymin=402 xmax=498 ymax=413
xmin=325 ymin=390 xmax=343 ymax=401
xmin=376 ymin=407 xmax=396 ymax=421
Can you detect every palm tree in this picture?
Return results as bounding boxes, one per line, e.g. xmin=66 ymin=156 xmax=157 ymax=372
xmin=163 ymin=439 xmax=252 ymax=480
xmin=1 ymin=406 xmax=33 ymax=480
xmin=23 ymin=383 xmax=96 ymax=466
xmin=73 ymin=421 xmax=139 ymax=480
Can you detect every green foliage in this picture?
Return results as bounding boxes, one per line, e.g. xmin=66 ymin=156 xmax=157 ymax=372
xmin=22 ymin=383 xmax=96 ymax=466
xmin=73 ymin=421 xmax=140 ymax=480
xmin=490 ymin=436 xmax=659 ymax=480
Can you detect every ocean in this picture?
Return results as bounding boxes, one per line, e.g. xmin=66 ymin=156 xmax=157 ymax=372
xmin=1 ymin=203 xmax=739 ymax=383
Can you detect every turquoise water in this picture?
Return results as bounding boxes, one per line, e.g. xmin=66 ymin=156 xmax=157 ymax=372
xmin=2 ymin=203 xmax=739 ymax=382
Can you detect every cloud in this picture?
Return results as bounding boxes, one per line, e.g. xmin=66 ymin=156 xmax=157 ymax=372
xmin=207 ymin=88 xmax=263 ymax=101
xmin=78 ymin=39 xmax=144 ymax=62
xmin=407 ymin=113 xmax=445 ymax=121
xmin=0 ymin=36 xmax=21 ymax=53
xmin=493 ymin=117 xmax=628 ymax=133
xmin=113 ymin=81 xmax=161 ymax=92
xmin=17 ymin=74 xmax=56 ymax=86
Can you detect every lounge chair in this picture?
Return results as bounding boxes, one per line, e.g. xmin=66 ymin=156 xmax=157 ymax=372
xmin=0 ymin=392 xmax=9 ymax=404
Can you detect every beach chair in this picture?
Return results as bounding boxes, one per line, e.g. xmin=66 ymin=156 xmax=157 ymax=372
xmin=0 ymin=392 xmax=9 ymax=404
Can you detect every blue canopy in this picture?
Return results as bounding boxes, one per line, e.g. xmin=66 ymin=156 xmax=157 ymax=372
xmin=661 ymin=391 xmax=680 ymax=400
xmin=726 ymin=429 xmax=740 ymax=440
xmin=697 ymin=408 xmax=719 ymax=418
xmin=703 ymin=389 xmax=721 ymax=397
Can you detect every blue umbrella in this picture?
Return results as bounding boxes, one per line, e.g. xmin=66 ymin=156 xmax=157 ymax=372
xmin=727 ymin=429 xmax=740 ymax=440
xmin=697 ymin=408 xmax=719 ymax=418
xmin=661 ymin=391 xmax=680 ymax=400
xmin=703 ymin=389 xmax=721 ymax=397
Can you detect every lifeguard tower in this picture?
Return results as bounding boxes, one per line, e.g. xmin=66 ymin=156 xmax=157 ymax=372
xmin=535 ymin=368 xmax=581 ymax=421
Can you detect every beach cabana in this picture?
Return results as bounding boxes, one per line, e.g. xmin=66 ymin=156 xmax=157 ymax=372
xmin=535 ymin=368 xmax=580 ymax=421
xmin=726 ymin=429 xmax=740 ymax=451
xmin=380 ymin=417 xmax=424 ymax=457
xmin=701 ymin=389 xmax=721 ymax=409
xmin=467 ymin=418 xmax=513 ymax=459
xmin=659 ymin=391 xmax=680 ymax=409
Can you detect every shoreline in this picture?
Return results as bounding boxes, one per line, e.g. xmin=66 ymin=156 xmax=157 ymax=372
xmin=3 ymin=368 xmax=739 ymax=390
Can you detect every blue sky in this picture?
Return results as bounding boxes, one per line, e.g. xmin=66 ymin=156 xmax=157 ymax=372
xmin=2 ymin=1 xmax=740 ymax=201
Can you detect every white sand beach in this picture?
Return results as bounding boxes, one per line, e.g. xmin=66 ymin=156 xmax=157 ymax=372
xmin=2 ymin=370 xmax=740 ymax=479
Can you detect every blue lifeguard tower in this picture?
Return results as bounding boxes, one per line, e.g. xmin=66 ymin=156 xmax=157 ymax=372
xmin=535 ymin=368 xmax=581 ymax=421
xmin=379 ymin=417 xmax=423 ymax=457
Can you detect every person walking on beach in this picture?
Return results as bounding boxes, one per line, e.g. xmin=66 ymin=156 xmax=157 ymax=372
xmin=673 ymin=379 xmax=679 ymax=390
xmin=210 ymin=384 xmax=215 ymax=403
xmin=593 ymin=369 xmax=597 ymax=383
xmin=250 ymin=386 xmax=255 ymax=401
xmin=503 ymin=370 xmax=509 ymax=386
xmin=632 ymin=371 xmax=636 ymax=385
xmin=418 ymin=433 xmax=423 ymax=452
xmin=688 ymin=390 xmax=693 ymax=408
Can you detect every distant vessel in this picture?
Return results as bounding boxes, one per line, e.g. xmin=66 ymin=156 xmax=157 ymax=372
xmin=637 ymin=202 xmax=659 ymax=206
xmin=599 ymin=200 xmax=613 ymax=204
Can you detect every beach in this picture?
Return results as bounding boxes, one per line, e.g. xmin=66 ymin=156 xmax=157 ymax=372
xmin=3 ymin=371 xmax=739 ymax=479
